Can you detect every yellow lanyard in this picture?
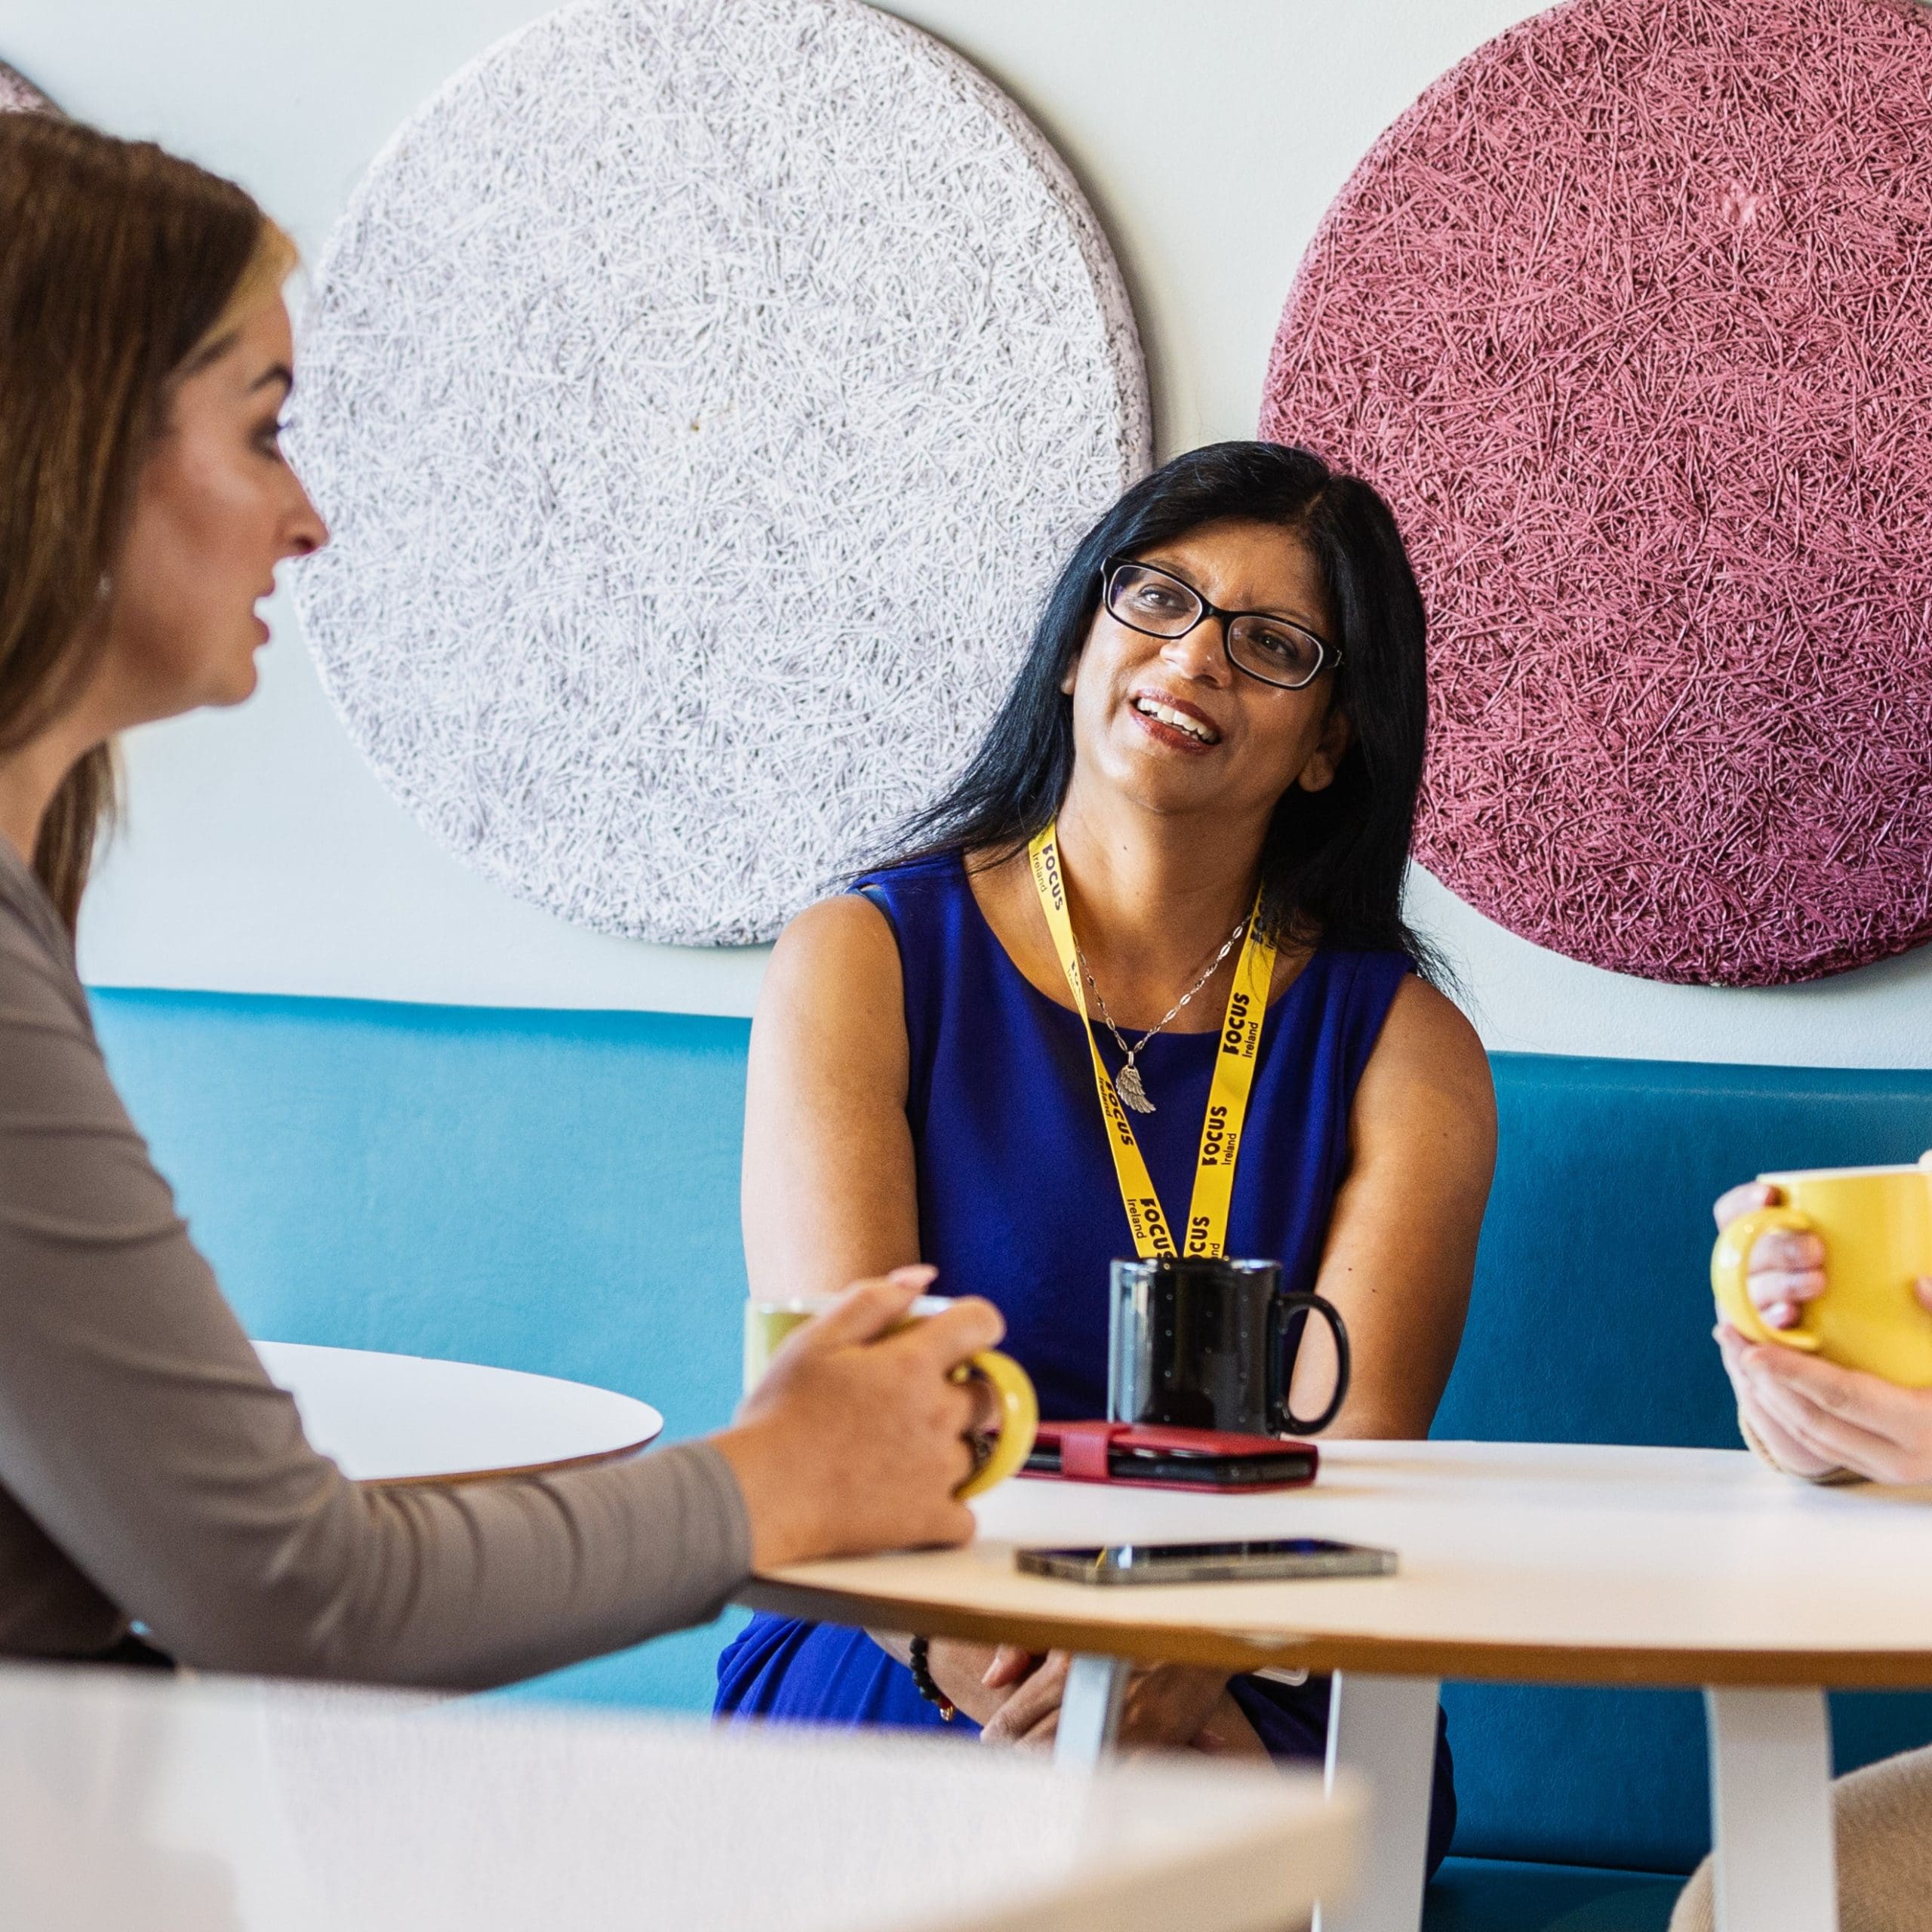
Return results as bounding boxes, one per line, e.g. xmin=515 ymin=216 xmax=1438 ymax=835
xmin=1027 ymin=822 xmax=1275 ymax=1259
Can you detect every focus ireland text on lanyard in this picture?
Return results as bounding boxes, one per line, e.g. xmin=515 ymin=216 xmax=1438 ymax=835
xmin=1026 ymin=822 xmax=1274 ymax=1259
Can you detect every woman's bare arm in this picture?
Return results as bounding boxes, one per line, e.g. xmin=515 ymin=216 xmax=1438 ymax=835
xmin=742 ymin=895 xmax=923 ymax=1301
xmin=1289 ymin=977 xmax=1497 ymax=1438
xmin=744 ymin=896 xmax=1020 ymax=1697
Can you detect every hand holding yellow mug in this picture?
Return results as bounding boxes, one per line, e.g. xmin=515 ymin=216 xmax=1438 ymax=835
xmin=1712 ymin=1158 xmax=1932 ymax=1386
xmin=744 ymin=1293 xmax=1038 ymax=1500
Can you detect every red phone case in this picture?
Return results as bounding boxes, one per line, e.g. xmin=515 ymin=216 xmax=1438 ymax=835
xmin=1023 ymin=1420 xmax=1319 ymax=1490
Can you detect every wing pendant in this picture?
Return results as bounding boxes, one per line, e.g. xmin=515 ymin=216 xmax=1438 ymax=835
xmin=1113 ymin=1062 xmax=1155 ymax=1114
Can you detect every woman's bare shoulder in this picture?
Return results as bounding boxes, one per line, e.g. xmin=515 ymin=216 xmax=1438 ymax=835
xmin=1363 ymin=975 xmax=1497 ymax=1126
xmin=764 ymin=891 xmax=903 ymax=1008
xmin=752 ymin=892 xmax=911 ymax=1109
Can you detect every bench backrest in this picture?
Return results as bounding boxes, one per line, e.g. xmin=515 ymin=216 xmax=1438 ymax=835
xmin=92 ymin=991 xmax=1932 ymax=1870
xmin=94 ymin=989 xmax=753 ymax=1714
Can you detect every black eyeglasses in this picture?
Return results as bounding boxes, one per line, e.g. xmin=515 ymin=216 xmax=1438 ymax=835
xmin=1101 ymin=556 xmax=1341 ymax=691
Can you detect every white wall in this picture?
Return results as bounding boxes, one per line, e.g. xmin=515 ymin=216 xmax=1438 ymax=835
xmin=13 ymin=0 xmax=1932 ymax=1066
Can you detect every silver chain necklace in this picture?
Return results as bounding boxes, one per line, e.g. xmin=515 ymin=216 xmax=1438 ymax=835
xmin=1075 ymin=917 xmax=1247 ymax=1115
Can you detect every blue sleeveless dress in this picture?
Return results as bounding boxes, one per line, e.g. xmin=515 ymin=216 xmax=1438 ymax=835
xmin=715 ymin=851 xmax=1455 ymax=1869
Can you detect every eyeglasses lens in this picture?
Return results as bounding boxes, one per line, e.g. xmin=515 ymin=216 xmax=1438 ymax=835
xmin=1106 ymin=564 xmax=1200 ymax=637
xmin=1228 ymin=618 xmax=1324 ymax=689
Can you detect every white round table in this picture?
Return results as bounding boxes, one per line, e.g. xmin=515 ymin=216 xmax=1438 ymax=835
xmin=743 ymin=1439 xmax=1932 ymax=1932
xmin=253 ymin=1341 xmax=663 ymax=1485
xmin=0 ymin=1663 xmax=1359 ymax=1932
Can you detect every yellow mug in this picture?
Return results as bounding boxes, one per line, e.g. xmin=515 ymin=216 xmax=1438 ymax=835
xmin=1711 ymin=1159 xmax=1932 ymax=1386
xmin=743 ymin=1294 xmax=1038 ymax=1500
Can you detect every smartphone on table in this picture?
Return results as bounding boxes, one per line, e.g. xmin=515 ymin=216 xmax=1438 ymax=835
xmin=1023 ymin=1422 xmax=1317 ymax=1491
xmin=1015 ymin=1537 xmax=1396 ymax=1586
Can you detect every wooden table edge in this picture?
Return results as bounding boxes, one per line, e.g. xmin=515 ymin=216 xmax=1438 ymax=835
xmin=737 ymin=1580 xmax=1932 ymax=1690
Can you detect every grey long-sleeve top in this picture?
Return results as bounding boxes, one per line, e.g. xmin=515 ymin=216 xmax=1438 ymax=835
xmin=0 ymin=837 xmax=750 ymax=1687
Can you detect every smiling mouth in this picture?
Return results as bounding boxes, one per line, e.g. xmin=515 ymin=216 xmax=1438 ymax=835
xmin=1131 ymin=694 xmax=1221 ymax=745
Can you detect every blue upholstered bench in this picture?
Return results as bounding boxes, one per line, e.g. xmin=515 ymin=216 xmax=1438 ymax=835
xmin=93 ymin=989 xmax=1932 ymax=1930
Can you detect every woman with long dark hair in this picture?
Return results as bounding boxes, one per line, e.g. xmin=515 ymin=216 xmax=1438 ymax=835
xmin=717 ymin=442 xmax=1495 ymax=1866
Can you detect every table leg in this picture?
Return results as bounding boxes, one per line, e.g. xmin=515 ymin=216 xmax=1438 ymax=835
xmin=1313 ymin=1671 xmax=1440 ymax=1932
xmin=1705 ymin=1687 xmax=1838 ymax=1932
xmin=1054 ymin=1653 xmax=1129 ymax=1772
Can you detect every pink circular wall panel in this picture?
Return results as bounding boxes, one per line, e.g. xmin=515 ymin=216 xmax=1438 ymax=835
xmin=1263 ymin=0 xmax=1932 ymax=986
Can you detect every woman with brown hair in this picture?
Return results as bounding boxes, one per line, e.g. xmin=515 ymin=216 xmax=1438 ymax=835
xmin=0 ymin=112 xmax=1001 ymax=1684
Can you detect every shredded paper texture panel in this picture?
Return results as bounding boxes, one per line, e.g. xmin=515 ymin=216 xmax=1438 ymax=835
xmin=0 ymin=61 xmax=53 ymax=112
xmin=291 ymin=0 xmax=1149 ymax=946
xmin=1265 ymin=0 xmax=1932 ymax=987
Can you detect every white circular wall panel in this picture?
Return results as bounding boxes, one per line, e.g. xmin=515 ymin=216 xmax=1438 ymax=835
xmin=290 ymin=0 xmax=1149 ymax=946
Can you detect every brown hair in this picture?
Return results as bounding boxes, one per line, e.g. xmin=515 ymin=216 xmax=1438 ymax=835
xmin=0 ymin=113 xmax=294 ymax=927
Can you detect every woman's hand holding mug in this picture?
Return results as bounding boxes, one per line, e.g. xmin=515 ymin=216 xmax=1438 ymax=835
xmin=1712 ymin=1181 xmax=1826 ymax=1333
xmin=715 ymin=1267 xmax=1008 ymax=1567
xmin=1712 ymin=1185 xmax=1932 ymax=1484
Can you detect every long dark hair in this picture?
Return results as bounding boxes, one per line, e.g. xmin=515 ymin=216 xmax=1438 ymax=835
xmin=881 ymin=440 xmax=1438 ymax=974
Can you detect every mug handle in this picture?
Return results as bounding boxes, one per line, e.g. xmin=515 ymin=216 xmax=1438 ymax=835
xmin=1711 ymin=1205 xmax=1823 ymax=1352
xmin=1269 ymin=1291 xmax=1351 ymax=1436
xmin=950 ymin=1349 xmax=1038 ymax=1500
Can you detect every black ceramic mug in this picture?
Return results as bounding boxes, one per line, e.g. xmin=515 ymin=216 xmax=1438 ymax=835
xmin=1106 ymin=1256 xmax=1351 ymax=1437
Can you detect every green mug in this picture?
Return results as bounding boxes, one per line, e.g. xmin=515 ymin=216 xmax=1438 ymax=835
xmin=743 ymin=1294 xmax=1038 ymax=1500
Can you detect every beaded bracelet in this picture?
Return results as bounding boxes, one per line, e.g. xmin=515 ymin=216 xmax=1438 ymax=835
xmin=907 ymin=1635 xmax=956 ymax=1720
